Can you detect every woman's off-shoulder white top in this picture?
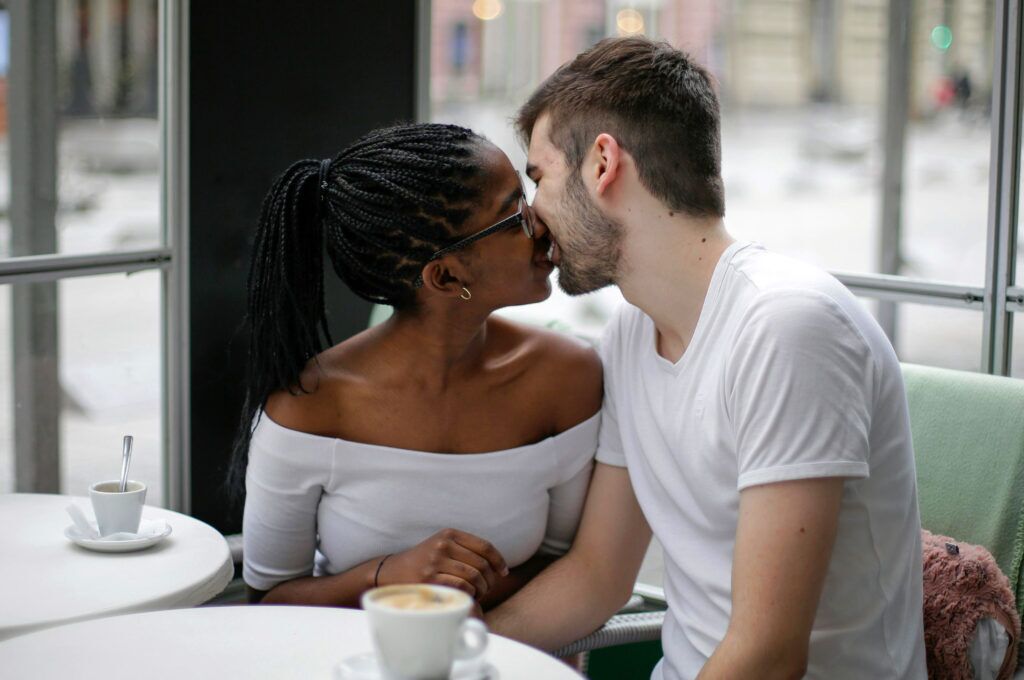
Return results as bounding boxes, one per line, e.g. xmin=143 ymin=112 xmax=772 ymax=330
xmin=242 ymin=411 xmax=600 ymax=591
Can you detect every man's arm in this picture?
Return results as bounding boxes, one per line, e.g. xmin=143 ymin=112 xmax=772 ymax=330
xmin=485 ymin=462 xmax=652 ymax=651
xmin=697 ymin=477 xmax=844 ymax=680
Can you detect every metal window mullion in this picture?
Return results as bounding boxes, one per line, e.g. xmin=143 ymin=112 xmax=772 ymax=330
xmin=982 ymin=0 xmax=1022 ymax=376
xmin=414 ymin=0 xmax=431 ymax=123
xmin=1008 ymin=286 xmax=1024 ymax=313
xmin=9 ymin=0 xmax=60 ymax=493
xmin=0 ymin=262 xmax=169 ymax=287
xmin=876 ymin=0 xmax=913 ymax=341
xmin=831 ymin=271 xmax=985 ymax=310
xmin=161 ymin=0 xmax=190 ymax=514
xmin=0 ymin=249 xmax=171 ymax=285
xmin=839 ymin=287 xmax=984 ymax=311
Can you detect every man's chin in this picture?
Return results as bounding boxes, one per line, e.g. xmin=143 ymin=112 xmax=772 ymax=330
xmin=555 ymin=268 xmax=613 ymax=296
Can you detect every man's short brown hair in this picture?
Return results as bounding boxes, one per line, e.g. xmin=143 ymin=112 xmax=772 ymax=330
xmin=517 ymin=37 xmax=725 ymax=218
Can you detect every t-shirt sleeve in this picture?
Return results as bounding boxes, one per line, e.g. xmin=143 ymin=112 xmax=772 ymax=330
xmin=726 ymin=291 xmax=874 ymax=491
xmin=242 ymin=417 xmax=329 ymax=591
xmin=539 ymin=414 xmax=598 ymax=556
xmin=595 ymin=311 xmax=628 ymax=468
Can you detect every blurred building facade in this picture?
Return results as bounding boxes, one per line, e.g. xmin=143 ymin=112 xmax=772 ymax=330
xmin=0 ymin=0 xmax=157 ymax=128
xmin=431 ymin=0 xmax=994 ymax=116
xmin=55 ymin=0 xmax=158 ymax=118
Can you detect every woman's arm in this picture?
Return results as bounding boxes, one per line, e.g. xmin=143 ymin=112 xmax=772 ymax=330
xmin=252 ymin=528 xmax=509 ymax=608
xmin=254 ymin=554 xmax=386 ymax=607
xmin=242 ymin=410 xmax=326 ymax=599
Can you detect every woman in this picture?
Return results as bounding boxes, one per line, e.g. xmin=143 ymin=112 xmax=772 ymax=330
xmin=234 ymin=123 xmax=602 ymax=611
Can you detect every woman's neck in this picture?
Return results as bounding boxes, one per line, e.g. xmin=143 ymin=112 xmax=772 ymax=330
xmin=374 ymin=308 xmax=494 ymax=390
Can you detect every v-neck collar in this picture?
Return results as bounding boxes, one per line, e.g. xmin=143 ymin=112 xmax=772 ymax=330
xmin=646 ymin=241 xmax=751 ymax=375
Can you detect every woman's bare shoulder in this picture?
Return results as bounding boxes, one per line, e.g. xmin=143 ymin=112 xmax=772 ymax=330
xmin=262 ymin=336 xmax=373 ymax=435
xmin=262 ymin=366 xmax=336 ymax=435
xmin=491 ymin=317 xmax=603 ymax=428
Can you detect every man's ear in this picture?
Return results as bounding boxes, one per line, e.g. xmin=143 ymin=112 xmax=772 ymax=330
xmin=419 ymin=258 xmax=468 ymax=298
xmin=591 ymin=133 xmax=622 ymax=197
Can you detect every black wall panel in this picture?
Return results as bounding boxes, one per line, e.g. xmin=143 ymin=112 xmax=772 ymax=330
xmin=189 ymin=1 xmax=416 ymax=531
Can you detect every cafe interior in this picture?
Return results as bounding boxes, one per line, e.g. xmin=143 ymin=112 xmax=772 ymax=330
xmin=2 ymin=1 xmax=1024 ymax=678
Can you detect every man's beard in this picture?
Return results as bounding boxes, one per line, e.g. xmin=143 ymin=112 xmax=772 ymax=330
xmin=556 ymin=170 xmax=624 ymax=296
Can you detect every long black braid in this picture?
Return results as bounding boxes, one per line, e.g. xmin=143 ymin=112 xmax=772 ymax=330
xmin=227 ymin=123 xmax=487 ymax=501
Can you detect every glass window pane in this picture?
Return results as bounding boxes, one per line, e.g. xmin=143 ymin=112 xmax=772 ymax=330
xmin=900 ymin=2 xmax=993 ymax=286
xmin=0 ymin=0 xmax=161 ymax=260
xmin=0 ymin=271 xmax=163 ymax=503
xmin=720 ymin=0 xmax=886 ymax=277
xmin=432 ymin=0 xmax=995 ymax=336
xmin=863 ymin=299 xmax=984 ymax=371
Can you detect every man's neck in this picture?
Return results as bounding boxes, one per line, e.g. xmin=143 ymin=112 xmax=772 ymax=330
xmin=617 ymin=217 xmax=734 ymax=362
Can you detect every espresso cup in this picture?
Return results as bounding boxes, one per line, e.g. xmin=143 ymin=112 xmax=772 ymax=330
xmin=361 ymin=584 xmax=488 ymax=680
xmin=89 ymin=480 xmax=146 ymax=536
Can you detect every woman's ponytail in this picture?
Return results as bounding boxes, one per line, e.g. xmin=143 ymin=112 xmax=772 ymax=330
xmin=227 ymin=123 xmax=489 ymax=508
xmin=227 ymin=159 xmax=334 ymax=502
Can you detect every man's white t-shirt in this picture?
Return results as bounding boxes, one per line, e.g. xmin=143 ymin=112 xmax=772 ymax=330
xmin=596 ymin=242 xmax=926 ymax=679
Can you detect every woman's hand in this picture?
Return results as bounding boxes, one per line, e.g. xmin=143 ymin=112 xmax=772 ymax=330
xmin=379 ymin=529 xmax=509 ymax=599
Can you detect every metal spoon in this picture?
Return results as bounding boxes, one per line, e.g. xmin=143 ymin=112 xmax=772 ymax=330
xmin=118 ymin=435 xmax=134 ymax=493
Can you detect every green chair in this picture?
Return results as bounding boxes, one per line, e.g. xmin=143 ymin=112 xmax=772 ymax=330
xmin=903 ymin=363 xmax=1024 ymax=620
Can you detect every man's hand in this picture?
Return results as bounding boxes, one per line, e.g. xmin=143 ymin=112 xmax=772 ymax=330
xmin=486 ymin=463 xmax=651 ymax=651
xmin=698 ymin=477 xmax=844 ymax=680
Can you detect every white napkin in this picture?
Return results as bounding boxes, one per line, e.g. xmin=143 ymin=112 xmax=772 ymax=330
xmin=99 ymin=520 xmax=170 ymax=541
xmin=65 ymin=504 xmax=169 ymax=541
xmin=66 ymin=503 xmax=100 ymax=539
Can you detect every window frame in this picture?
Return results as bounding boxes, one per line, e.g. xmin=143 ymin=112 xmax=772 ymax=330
xmin=982 ymin=0 xmax=1022 ymax=375
xmin=0 ymin=0 xmax=188 ymax=508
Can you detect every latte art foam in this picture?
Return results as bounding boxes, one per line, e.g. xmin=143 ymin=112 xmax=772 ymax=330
xmin=373 ymin=586 xmax=463 ymax=611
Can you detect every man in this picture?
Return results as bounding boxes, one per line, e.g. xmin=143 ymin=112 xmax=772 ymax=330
xmin=486 ymin=37 xmax=926 ymax=679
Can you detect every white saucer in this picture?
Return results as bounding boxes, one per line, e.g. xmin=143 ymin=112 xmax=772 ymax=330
xmin=333 ymin=652 xmax=498 ymax=680
xmin=64 ymin=521 xmax=173 ymax=553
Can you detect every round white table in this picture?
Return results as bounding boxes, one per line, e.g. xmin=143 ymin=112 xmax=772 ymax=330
xmin=0 ymin=493 xmax=233 ymax=641
xmin=0 ymin=606 xmax=583 ymax=679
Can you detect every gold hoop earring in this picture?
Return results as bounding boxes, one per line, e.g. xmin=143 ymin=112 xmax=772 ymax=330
xmin=460 ymin=287 xmax=472 ymax=301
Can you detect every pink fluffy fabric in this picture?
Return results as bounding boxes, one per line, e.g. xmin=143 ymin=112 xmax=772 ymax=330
xmin=922 ymin=529 xmax=1021 ymax=679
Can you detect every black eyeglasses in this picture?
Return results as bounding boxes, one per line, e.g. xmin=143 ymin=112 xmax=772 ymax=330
xmin=414 ymin=196 xmax=536 ymax=287
xmin=429 ymin=195 xmax=535 ymax=262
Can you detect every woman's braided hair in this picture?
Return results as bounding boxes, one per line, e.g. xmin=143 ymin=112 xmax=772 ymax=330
xmin=228 ymin=123 xmax=487 ymax=500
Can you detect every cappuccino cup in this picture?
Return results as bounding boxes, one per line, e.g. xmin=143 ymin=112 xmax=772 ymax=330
xmin=89 ymin=480 xmax=146 ymax=536
xmin=361 ymin=584 xmax=487 ymax=680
